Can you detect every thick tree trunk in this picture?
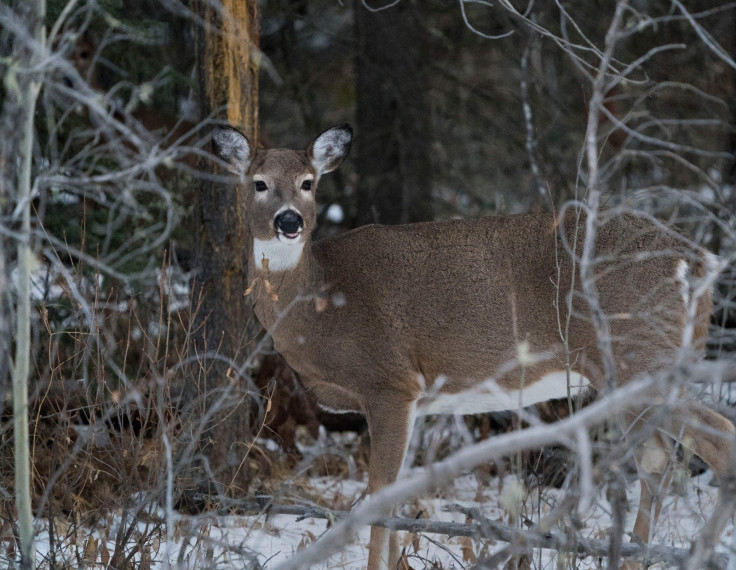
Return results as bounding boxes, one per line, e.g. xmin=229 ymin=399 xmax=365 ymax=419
xmin=354 ymin=0 xmax=433 ymax=225
xmin=189 ymin=0 xmax=260 ymax=496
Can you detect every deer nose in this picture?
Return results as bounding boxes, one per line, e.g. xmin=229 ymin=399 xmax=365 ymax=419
xmin=274 ymin=210 xmax=303 ymax=239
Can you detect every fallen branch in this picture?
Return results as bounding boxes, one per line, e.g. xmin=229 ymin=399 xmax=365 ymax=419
xmin=190 ymin=493 xmax=477 ymax=536
xmin=452 ymin=505 xmax=726 ymax=570
xmin=189 ymin=494 xmax=727 ymax=569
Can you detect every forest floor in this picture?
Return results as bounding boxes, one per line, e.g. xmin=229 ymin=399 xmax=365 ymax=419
xmin=27 ymin=430 xmax=731 ymax=570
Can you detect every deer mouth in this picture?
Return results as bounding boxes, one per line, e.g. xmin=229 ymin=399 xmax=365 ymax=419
xmin=280 ymin=230 xmax=301 ymax=240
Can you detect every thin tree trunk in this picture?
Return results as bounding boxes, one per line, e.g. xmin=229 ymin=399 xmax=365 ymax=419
xmin=354 ymin=0 xmax=434 ymax=225
xmin=189 ymin=0 xmax=260 ymax=496
xmin=2 ymin=1 xmax=45 ymax=567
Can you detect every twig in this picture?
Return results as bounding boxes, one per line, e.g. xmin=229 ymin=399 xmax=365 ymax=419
xmin=579 ymin=0 xmax=627 ymax=396
xmin=520 ymin=35 xmax=547 ymax=202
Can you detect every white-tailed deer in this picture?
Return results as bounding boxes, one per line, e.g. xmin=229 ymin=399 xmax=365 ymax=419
xmin=212 ymin=124 xmax=734 ymax=569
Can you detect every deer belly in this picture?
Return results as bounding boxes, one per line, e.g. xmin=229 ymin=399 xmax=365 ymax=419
xmin=416 ymin=371 xmax=592 ymax=416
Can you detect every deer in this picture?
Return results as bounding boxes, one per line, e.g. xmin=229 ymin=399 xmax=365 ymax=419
xmin=211 ymin=123 xmax=734 ymax=569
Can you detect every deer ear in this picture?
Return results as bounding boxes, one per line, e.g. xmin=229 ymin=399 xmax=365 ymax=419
xmin=212 ymin=125 xmax=252 ymax=175
xmin=308 ymin=124 xmax=352 ymax=175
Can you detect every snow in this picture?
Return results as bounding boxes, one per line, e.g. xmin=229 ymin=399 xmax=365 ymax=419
xmin=326 ymin=203 xmax=344 ymax=224
xmin=24 ymin=466 xmax=732 ymax=569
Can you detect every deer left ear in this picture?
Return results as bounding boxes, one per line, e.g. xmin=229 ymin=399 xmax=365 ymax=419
xmin=308 ymin=124 xmax=353 ymax=176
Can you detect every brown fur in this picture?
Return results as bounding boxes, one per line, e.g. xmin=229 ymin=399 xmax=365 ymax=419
xmin=692 ymin=255 xmax=714 ymax=350
xmin=212 ymin=125 xmax=734 ymax=569
xmin=258 ymin=213 xmax=689 ymax=400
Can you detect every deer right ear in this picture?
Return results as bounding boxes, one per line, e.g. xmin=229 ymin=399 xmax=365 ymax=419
xmin=212 ymin=126 xmax=252 ymax=175
xmin=308 ymin=124 xmax=353 ymax=175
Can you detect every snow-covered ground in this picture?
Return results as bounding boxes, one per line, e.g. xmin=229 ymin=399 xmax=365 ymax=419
xmin=27 ymin=465 xmax=731 ymax=569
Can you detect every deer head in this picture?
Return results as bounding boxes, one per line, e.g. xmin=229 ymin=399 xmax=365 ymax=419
xmin=212 ymin=124 xmax=352 ymax=272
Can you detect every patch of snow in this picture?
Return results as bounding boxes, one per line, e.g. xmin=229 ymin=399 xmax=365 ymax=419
xmin=325 ymin=203 xmax=344 ymax=224
xmin=699 ymin=185 xmax=716 ymax=202
xmin=707 ymin=167 xmax=721 ymax=184
xmin=256 ymin=437 xmax=283 ymax=453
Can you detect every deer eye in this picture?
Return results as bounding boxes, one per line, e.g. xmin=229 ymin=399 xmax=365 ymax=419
xmin=301 ymin=179 xmax=312 ymax=191
xmin=254 ymin=180 xmax=267 ymax=192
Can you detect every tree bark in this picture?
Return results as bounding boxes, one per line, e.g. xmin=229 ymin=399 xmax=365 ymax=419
xmin=189 ymin=0 xmax=260 ymax=496
xmin=354 ymin=0 xmax=434 ymax=225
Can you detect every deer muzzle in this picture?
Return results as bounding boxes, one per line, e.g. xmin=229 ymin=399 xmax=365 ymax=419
xmin=274 ymin=210 xmax=304 ymax=239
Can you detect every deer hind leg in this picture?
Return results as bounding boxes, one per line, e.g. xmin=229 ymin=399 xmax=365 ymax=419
xmin=365 ymin=396 xmax=416 ymax=570
xmin=675 ymin=400 xmax=735 ymax=479
xmin=676 ymin=400 xmax=736 ymax=568
xmin=631 ymin=400 xmax=734 ymax=546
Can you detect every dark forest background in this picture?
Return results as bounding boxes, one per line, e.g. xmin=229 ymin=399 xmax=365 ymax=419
xmin=1 ymin=0 xmax=736 ymax=567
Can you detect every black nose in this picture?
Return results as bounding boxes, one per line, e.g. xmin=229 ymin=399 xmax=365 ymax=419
xmin=274 ymin=210 xmax=304 ymax=237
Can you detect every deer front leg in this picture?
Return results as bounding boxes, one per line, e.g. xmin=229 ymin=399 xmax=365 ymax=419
xmin=632 ymin=432 xmax=673 ymax=545
xmin=365 ymin=396 xmax=416 ymax=570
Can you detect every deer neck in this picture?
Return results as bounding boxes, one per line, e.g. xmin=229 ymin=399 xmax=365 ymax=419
xmin=247 ymin=237 xmax=319 ymax=331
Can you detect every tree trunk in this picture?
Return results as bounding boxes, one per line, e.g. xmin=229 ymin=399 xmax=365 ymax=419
xmin=189 ymin=0 xmax=260 ymax=496
xmin=1 ymin=1 xmax=44 ymax=567
xmin=354 ymin=0 xmax=434 ymax=225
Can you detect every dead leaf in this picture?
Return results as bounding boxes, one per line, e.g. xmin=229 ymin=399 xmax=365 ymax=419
xmin=461 ymin=535 xmax=476 ymax=563
xmin=100 ymin=542 xmax=110 ymax=565
xmin=298 ymin=530 xmax=317 ymax=551
xmin=503 ymin=553 xmax=532 ymax=570
xmin=83 ymin=536 xmax=97 ymax=562
xmin=54 ymin=517 xmax=69 ymax=537
xmin=41 ymin=304 xmax=50 ymax=333
xmin=315 ymin=294 xmax=328 ymax=312
xmin=264 ymin=279 xmax=278 ymax=301
xmin=140 ymin=545 xmax=152 ymax=567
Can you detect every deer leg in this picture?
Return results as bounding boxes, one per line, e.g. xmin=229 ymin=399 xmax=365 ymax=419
xmin=365 ymin=396 xmax=416 ymax=570
xmin=675 ymin=400 xmax=735 ymax=478
xmin=632 ymin=432 xmax=673 ymax=545
xmin=675 ymin=401 xmax=735 ymax=570
xmin=631 ymin=402 xmax=734 ymax=546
